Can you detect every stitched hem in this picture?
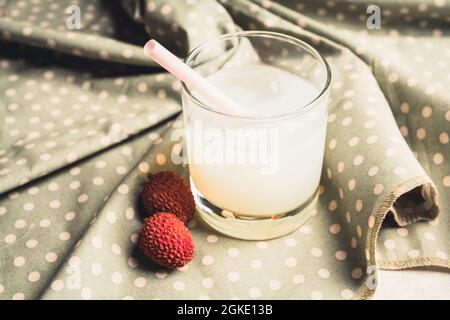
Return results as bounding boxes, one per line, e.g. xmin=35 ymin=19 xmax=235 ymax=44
xmin=377 ymin=257 xmax=450 ymax=270
xmin=359 ymin=176 xmax=441 ymax=300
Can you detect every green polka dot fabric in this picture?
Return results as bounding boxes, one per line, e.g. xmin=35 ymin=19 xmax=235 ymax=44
xmin=0 ymin=0 xmax=449 ymax=300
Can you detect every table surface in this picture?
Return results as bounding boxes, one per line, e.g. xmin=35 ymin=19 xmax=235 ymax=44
xmin=374 ymin=269 xmax=450 ymax=299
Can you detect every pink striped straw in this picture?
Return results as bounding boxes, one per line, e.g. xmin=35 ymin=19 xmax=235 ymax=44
xmin=143 ymin=39 xmax=243 ymax=115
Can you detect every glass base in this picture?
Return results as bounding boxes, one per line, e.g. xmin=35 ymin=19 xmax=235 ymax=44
xmin=191 ymin=178 xmax=319 ymax=240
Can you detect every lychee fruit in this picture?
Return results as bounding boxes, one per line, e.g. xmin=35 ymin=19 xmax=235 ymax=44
xmin=138 ymin=212 xmax=194 ymax=268
xmin=141 ymin=171 xmax=195 ymax=223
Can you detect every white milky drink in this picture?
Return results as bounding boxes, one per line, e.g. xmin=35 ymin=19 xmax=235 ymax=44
xmin=183 ymin=64 xmax=328 ymax=218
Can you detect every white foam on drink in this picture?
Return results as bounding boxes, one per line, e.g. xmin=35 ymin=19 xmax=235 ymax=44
xmin=205 ymin=64 xmax=319 ymax=117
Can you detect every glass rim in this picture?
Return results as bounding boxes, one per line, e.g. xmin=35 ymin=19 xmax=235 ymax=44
xmin=181 ymin=30 xmax=332 ymax=121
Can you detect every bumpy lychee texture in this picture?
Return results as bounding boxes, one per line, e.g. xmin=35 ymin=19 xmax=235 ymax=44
xmin=138 ymin=212 xmax=194 ymax=268
xmin=141 ymin=171 xmax=195 ymax=223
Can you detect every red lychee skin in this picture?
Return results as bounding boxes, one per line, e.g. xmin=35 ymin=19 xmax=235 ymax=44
xmin=138 ymin=212 xmax=194 ymax=269
xmin=141 ymin=171 xmax=195 ymax=223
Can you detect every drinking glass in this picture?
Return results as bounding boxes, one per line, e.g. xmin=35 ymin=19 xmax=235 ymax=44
xmin=181 ymin=31 xmax=331 ymax=240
